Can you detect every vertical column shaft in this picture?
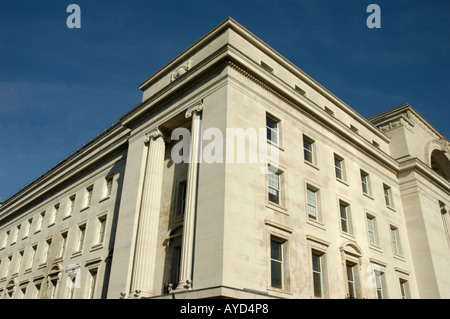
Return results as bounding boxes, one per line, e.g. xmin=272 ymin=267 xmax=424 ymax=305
xmin=130 ymin=129 xmax=166 ymax=297
xmin=177 ymin=102 xmax=203 ymax=290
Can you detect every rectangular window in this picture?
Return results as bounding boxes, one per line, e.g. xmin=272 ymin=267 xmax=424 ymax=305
xmin=383 ymin=184 xmax=393 ymax=208
xmin=366 ymin=214 xmax=379 ymax=246
xmin=88 ymin=268 xmax=98 ymax=299
xmin=390 ymin=225 xmax=403 ymax=256
xmin=266 ymin=114 xmax=279 ymax=146
xmin=312 ymin=251 xmax=324 ymax=298
xmin=42 ymin=238 xmax=52 ymax=264
xmin=334 ymin=154 xmax=345 ymax=181
xmin=375 ymin=270 xmax=387 ymax=299
xmin=27 ymin=244 xmax=38 ymax=270
xmin=50 ymin=203 xmax=59 ymax=225
xmin=15 ymin=250 xmax=24 ymax=275
xmin=339 ymin=200 xmax=353 ymax=235
xmin=58 ymin=231 xmax=68 ymax=259
xmin=76 ymin=224 xmax=86 ymax=253
xmin=360 ymin=170 xmax=371 ymax=195
xmin=270 ymin=238 xmax=286 ymax=289
xmin=346 ymin=262 xmax=360 ymax=299
xmin=96 ymin=215 xmax=107 ymax=245
xmin=36 ymin=211 xmax=46 ymax=232
xmin=306 ymin=185 xmax=319 ymax=221
xmin=12 ymin=225 xmax=20 ymax=244
xmin=104 ymin=176 xmax=113 ymax=198
xmin=176 ymin=181 xmax=187 ymax=217
xmin=0 ymin=231 xmax=9 ymax=249
xmin=68 ymin=195 xmax=76 ymax=217
xmin=303 ymin=136 xmax=315 ymax=164
xmin=268 ymin=168 xmax=281 ymax=205
xmin=399 ymin=279 xmax=411 ymax=299
xmin=85 ymin=186 xmax=93 ymax=208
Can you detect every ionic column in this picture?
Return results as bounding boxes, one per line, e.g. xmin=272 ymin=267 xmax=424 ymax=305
xmin=130 ymin=128 xmax=168 ymax=298
xmin=177 ymin=102 xmax=203 ymax=290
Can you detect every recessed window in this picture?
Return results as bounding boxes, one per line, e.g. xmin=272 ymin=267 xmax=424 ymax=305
xmin=88 ymin=268 xmax=98 ymax=299
xmin=266 ymin=114 xmax=280 ymax=146
xmin=374 ymin=269 xmax=388 ymax=299
xmin=334 ymin=154 xmax=346 ymax=182
xmin=399 ymin=279 xmax=411 ymax=299
xmin=84 ymin=186 xmax=93 ymax=208
xmin=270 ymin=237 xmax=286 ymax=289
xmin=95 ymin=215 xmax=107 ymax=245
xmin=390 ymin=225 xmax=403 ymax=256
xmin=324 ymin=106 xmax=335 ymax=117
xmin=294 ymin=85 xmax=306 ymax=96
xmin=345 ymin=261 xmax=360 ymax=299
xmin=268 ymin=167 xmax=283 ymax=205
xmin=360 ymin=170 xmax=371 ymax=195
xmin=366 ymin=214 xmax=379 ymax=246
xmin=312 ymin=251 xmax=326 ymax=298
xmin=383 ymin=184 xmax=394 ymax=208
xmin=68 ymin=195 xmax=76 ymax=217
xmin=75 ymin=224 xmax=86 ymax=253
xmin=261 ymin=61 xmax=274 ymax=74
xmin=339 ymin=200 xmax=353 ymax=235
xmin=306 ymin=185 xmax=320 ymax=221
xmin=104 ymin=176 xmax=113 ymax=198
xmin=303 ymin=136 xmax=315 ymax=165
xmin=58 ymin=231 xmax=68 ymax=259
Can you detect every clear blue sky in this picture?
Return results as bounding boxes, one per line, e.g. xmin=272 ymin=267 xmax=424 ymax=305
xmin=0 ymin=0 xmax=449 ymax=201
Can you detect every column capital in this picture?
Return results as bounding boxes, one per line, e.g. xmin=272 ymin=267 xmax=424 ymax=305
xmin=185 ymin=101 xmax=203 ymax=119
xmin=144 ymin=128 xmax=171 ymax=145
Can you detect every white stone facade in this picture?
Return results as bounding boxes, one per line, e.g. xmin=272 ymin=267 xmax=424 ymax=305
xmin=0 ymin=18 xmax=449 ymax=299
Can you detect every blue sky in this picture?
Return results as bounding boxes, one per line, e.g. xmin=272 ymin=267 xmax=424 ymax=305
xmin=0 ymin=0 xmax=449 ymax=201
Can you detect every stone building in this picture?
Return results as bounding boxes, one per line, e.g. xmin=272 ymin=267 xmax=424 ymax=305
xmin=0 ymin=18 xmax=449 ymax=299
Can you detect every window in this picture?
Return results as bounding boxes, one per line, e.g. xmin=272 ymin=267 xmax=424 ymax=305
xmin=270 ymin=238 xmax=286 ymax=289
xmin=104 ymin=176 xmax=113 ymax=198
xmin=95 ymin=215 xmax=107 ymax=245
xmin=399 ymin=279 xmax=411 ymax=299
xmin=366 ymin=214 xmax=379 ymax=246
xmin=67 ymin=195 xmax=76 ymax=217
xmin=383 ymin=184 xmax=394 ymax=208
xmin=268 ymin=168 xmax=282 ymax=205
xmin=345 ymin=262 xmax=360 ymax=299
xmin=23 ymin=218 xmax=33 ymax=239
xmin=312 ymin=251 xmax=325 ymax=298
xmin=334 ymin=154 xmax=346 ymax=181
xmin=76 ymin=224 xmax=86 ymax=253
xmin=360 ymin=170 xmax=371 ymax=195
xmin=294 ymin=85 xmax=306 ymax=96
xmin=58 ymin=232 xmax=68 ymax=259
xmin=1 ymin=231 xmax=9 ymax=249
xmin=339 ymin=200 xmax=353 ymax=235
xmin=175 ymin=181 xmax=187 ymax=217
xmin=303 ymin=136 xmax=315 ymax=164
xmin=50 ymin=203 xmax=59 ymax=225
xmin=27 ymin=244 xmax=38 ymax=270
xmin=390 ymin=225 xmax=403 ymax=256
xmin=42 ymin=238 xmax=52 ymax=264
xmin=324 ymin=106 xmax=335 ymax=117
xmin=14 ymin=250 xmax=24 ymax=275
xmin=375 ymin=270 xmax=387 ymax=299
xmin=12 ymin=225 xmax=20 ymax=244
xmin=88 ymin=268 xmax=98 ymax=299
xmin=84 ymin=186 xmax=93 ymax=208
xmin=266 ymin=114 xmax=279 ymax=146
xmin=306 ymin=185 xmax=320 ymax=221
xmin=261 ymin=61 xmax=274 ymax=74
xmin=36 ymin=211 xmax=46 ymax=232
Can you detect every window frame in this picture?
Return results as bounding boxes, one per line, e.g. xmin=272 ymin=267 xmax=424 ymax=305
xmin=334 ymin=153 xmax=346 ymax=182
xmin=266 ymin=114 xmax=280 ymax=147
